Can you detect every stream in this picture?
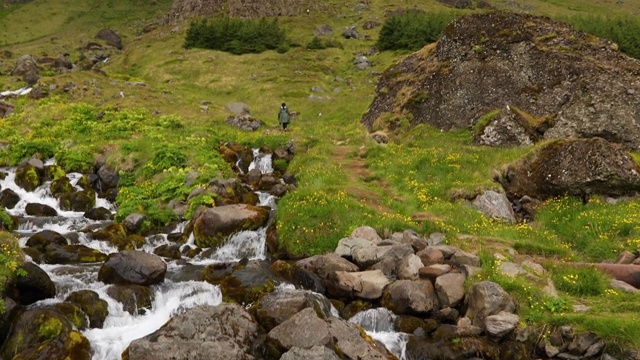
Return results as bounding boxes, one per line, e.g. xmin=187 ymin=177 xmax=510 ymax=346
xmin=1 ymin=151 xmax=408 ymax=359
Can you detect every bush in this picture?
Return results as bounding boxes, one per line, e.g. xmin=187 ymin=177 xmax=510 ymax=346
xmin=0 ymin=231 xmax=25 ymax=314
xmin=306 ymin=36 xmax=343 ymax=50
xmin=55 ymin=148 xmax=94 ymax=173
xmin=376 ymin=11 xmax=459 ymax=51
xmin=184 ymin=17 xmax=287 ymax=55
xmin=6 ymin=137 xmax=56 ymax=165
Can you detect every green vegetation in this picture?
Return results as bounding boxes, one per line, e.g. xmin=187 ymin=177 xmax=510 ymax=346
xmin=1 ymin=0 xmax=640 ymax=353
xmin=376 ymin=11 xmax=460 ymax=51
xmin=184 ymin=17 xmax=288 ymax=54
xmin=562 ymin=15 xmax=640 ymax=59
xmin=0 ymin=232 xmax=25 ymax=313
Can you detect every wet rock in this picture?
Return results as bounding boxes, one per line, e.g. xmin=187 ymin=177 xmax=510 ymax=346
xmin=154 ymin=244 xmax=182 ymax=260
xmin=0 ymin=190 xmax=18 ymax=211
xmin=49 ymin=302 xmax=89 ymax=330
xmin=106 ymin=285 xmax=154 ymax=315
xmin=125 ymin=304 xmax=260 ymax=360
xmin=215 ymin=259 xmax=279 ymax=305
xmin=98 ymin=250 xmax=167 ymax=286
xmin=292 ymin=267 xmax=325 ymax=293
xmin=43 ymin=243 xmax=108 ymax=264
xmin=25 ymin=230 xmax=68 ymax=251
xmin=255 ymin=289 xmax=336 ymax=331
xmin=65 ymin=290 xmax=108 ymax=328
xmin=15 ymin=164 xmax=41 ymax=191
xmin=84 ymin=206 xmax=114 ymax=220
xmin=25 ymin=202 xmax=58 ymax=216
xmin=193 ymin=204 xmax=269 ymax=249
xmin=124 ymin=212 xmax=145 ymax=233
xmin=97 ymin=164 xmax=120 ymax=189
xmin=59 ymin=189 xmax=96 ymax=212
xmin=50 ymin=176 xmax=74 ymax=198
xmin=6 ymin=262 xmax=55 ymax=305
xmin=0 ymin=308 xmax=90 ymax=360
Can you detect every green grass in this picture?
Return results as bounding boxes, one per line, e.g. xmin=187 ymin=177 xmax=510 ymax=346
xmin=2 ymin=0 xmax=640 ymax=352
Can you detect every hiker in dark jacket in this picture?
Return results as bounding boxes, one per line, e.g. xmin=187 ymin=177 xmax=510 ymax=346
xmin=278 ymin=102 xmax=291 ymax=131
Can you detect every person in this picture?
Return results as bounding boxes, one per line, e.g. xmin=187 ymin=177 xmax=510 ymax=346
xmin=278 ymin=102 xmax=291 ymax=131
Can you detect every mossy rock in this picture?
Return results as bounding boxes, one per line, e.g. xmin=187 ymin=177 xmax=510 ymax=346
xmin=217 ymin=260 xmax=278 ymax=305
xmin=43 ymin=243 xmax=108 ymax=264
xmin=25 ymin=230 xmax=68 ymax=252
xmin=65 ymin=290 xmax=108 ymax=328
xmin=15 ymin=165 xmax=41 ymax=192
xmin=50 ymin=177 xmax=74 ymax=198
xmin=340 ymin=300 xmax=373 ymax=320
xmin=92 ymin=223 xmax=133 ymax=250
xmin=105 ymin=285 xmax=154 ymax=315
xmin=43 ymin=165 xmax=66 ymax=181
xmin=0 ymin=308 xmax=81 ymax=360
xmin=59 ymin=189 xmax=96 ymax=212
xmin=394 ymin=315 xmax=438 ymax=335
xmin=49 ymin=303 xmax=89 ymax=330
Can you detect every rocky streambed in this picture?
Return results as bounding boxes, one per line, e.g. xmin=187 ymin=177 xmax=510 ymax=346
xmin=0 ymin=143 xmax=634 ymax=360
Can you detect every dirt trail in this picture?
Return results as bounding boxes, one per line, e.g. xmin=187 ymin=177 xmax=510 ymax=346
xmin=331 ymin=145 xmax=398 ymax=215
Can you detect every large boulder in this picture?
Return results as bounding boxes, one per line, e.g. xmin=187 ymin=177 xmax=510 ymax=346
xmin=205 ymin=259 xmax=279 ymax=305
xmin=0 ymin=308 xmax=90 ymax=360
xmin=362 ymin=12 xmax=640 ymax=150
xmin=65 ymin=290 xmax=109 ymax=328
xmin=465 ymin=281 xmax=516 ymax=329
xmin=7 ymin=262 xmax=56 ymax=305
xmin=98 ymin=250 xmax=167 ymax=286
xmin=193 ymin=204 xmax=270 ymax=249
xmin=95 ymin=28 xmax=123 ymax=49
xmin=500 ymin=138 xmax=640 ymax=201
xmin=381 ymin=279 xmax=440 ymax=315
xmin=25 ymin=202 xmax=58 ymax=216
xmin=15 ymin=164 xmax=41 ymax=191
xmin=124 ymin=303 xmax=260 ymax=360
xmin=255 ymin=289 xmax=336 ymax=331
xmin=325 ymin=269 xmax=390 ymax=300
xmin=42 ymin=243 xmax=108 ymax=264
xmin=11 ymin=54 xmax=40 ymax=85
xmin=25 ymin=230 xmax=68 ymax=252
xmin=105 ymin=285 xmax=154 ymax=315
xmin=59 ymin=189 xmax=96 ymax=212
xmin=265 ymin=307 xmax=390 ymax=359
xmin=0 ymin=188 xmax=20 ymax=208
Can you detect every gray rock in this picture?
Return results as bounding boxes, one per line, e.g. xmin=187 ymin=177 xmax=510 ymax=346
xmin=350 ymin=226 xmax=382 ymax=243
xmin=255 ymin=289 xmax=336 ymax=331
xmin=484 ymin=311 xmax=519 ymax=338
xmin=281 ymin=346 xmax=340 ymax=360
xmin=435 ymin=272 xmax=466 ymax=307
xmin=472 ymin=190 xmax=516 ymax=223
xmin=382 ymin=279 xmax=439 ymax=315
xmin=98 ymin=250 xmax=167 ymax=286
xmin=609 ymin=279 xmax=640 ymax=293
xmin=397 ymin=254 xmax=423 ymax=280
xmin=126 ymin=304 xmax=259 ymax=360
xmin=450 ymin=249 xmax=481 ymax=267
xmin=499 ymin=261 xmax=528 ymax=278
xmin=326 ymin=270 xmax=390 ymax=300
xmin=124 ymin=213 xmax=145 ymax=233
xmin=334 ymin=237 xmax=376 ymax=257
xmin=95 ymin=28 xmax=123 ymax=49
xmin=314 ymin=253 xmax=359 ymax=279
xmin=465 ymin=281 xmax=516 ymax=329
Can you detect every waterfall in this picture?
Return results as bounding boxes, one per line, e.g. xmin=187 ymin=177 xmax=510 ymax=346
xmin=350 ymin=308 xmax=409 ymax=360
xmin=1 ymin=150 xmax=279 ymax=359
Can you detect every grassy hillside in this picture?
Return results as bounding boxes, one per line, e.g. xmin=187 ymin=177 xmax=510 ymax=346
xmin=2 ymin=0 xmax=640 ymax=354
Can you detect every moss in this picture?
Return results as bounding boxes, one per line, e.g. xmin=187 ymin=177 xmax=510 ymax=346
xmin=536 ymin=32 xmax=558 ymax=42
xmin=472 ymin=108 xmax=500 ymax=136
xmin=37 ymin=316 xmax=63 ymax=341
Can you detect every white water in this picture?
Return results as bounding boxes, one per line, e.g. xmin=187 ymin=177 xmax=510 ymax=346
xmin=0 ymin=86 xmax=32 ymax=97
xmin=350 ymin=308 xmax=409 ymax=360
xmin=248 ymin=148 xmax=274 ymax=174
xmin=2 ymin=151 xmax=277 ymax=359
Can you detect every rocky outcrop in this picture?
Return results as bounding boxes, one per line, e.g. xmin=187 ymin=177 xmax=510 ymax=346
xmin=362 ymin=12 xmax=640 ymax=150
xmin=125 ymin=303 xmax=261 ymax=360
xmin=500 ymin=137 xmax=640 ymax=201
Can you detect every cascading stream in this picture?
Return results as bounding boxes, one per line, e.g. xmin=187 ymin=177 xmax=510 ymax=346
xmin=2 ymin=149 xmax=278 ymax=359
